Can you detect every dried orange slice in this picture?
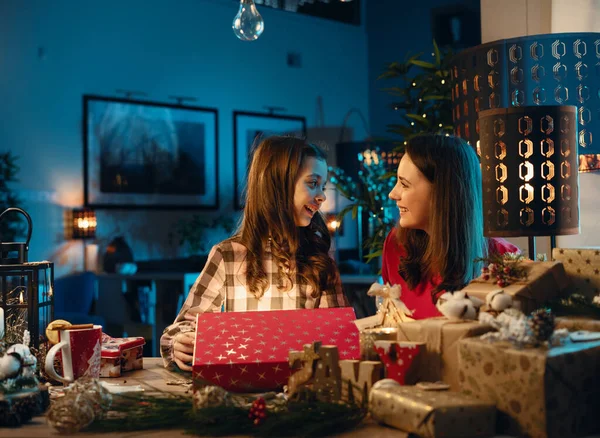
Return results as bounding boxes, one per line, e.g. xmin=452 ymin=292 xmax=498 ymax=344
xmin=45 ymin=319 xmax=71 ymax=344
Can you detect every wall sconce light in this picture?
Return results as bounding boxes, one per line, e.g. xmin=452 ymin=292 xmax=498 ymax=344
xmin=71 ymin=208 xmax=97 ymax=239
xmin=66 ymin=208 xmax=98 ymax=272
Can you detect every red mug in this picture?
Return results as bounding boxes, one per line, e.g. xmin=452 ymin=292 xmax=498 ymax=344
xmin=45 ymin=325 xmax=102 ymax=383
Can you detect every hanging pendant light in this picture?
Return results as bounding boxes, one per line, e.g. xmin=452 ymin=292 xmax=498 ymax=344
xmin=232 ymin=0 xmax=265 ymax=41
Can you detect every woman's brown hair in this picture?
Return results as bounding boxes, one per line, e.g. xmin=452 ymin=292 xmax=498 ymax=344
xmin=396 ymin=134 xmax=487 ymax=301
xmin=236 ymin=136 xmax=337 ymax=300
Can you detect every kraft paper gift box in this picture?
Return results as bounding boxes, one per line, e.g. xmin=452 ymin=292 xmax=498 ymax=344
xmin=100 ymin=334 xmax=145 ymax=378
xmin=369 ymin=380 xmax=496 ymax=438
xmin=395 ymin=317 xmax=494 ymax=391
xmin=555 ymin=316 xmax=600 ymax=332
xmin=458 ymin=337 xmax=600 ymax=438
xmin=552 ymin=248 xmax=600 ymax=299
xmin=192 ymin=307 xmax=360 ymax=393
xmin=461 ymin=261 xmax=570 ymax=314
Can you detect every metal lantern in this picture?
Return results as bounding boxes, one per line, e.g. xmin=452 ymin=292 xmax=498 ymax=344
xmin=0 ymin=208 xmax=54 ymax=349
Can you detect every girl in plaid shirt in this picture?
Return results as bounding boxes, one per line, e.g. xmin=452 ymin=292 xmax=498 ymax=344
xmin=161 ymin=136 xmax=349 ymax=370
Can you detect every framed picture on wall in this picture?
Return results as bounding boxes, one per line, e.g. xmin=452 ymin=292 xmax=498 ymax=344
xmin=84 ymin=95 xmax=218 ymax=209
xmin=233 ymin=111 xmax=307 ymax=209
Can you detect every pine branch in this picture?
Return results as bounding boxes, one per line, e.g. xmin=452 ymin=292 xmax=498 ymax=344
xmin=86 ymin=392 xmax=367 ymax=437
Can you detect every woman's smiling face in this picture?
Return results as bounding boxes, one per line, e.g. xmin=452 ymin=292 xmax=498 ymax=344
xmin=388 ymin=153 xmax=433 ymax=233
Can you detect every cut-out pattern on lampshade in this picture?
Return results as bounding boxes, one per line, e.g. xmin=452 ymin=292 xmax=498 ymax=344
xmin=479 ymin=106 xmax=580 ymax=237
xmin=450 ymin=32 xmax=600 ymax=168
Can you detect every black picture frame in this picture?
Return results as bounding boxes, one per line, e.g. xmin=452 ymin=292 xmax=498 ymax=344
xmin=233 ymin=111 xmax=306 ymax=209
xmin=430 ymin=3 xmax=481 ymax=50
xmin=83 ymin=95 xmax=219 ymax=209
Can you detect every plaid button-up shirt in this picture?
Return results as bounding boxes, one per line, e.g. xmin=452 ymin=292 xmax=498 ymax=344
xmin=160 ymin=239 xmax=349 ymax=368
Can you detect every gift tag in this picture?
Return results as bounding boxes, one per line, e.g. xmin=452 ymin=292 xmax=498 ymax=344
xmin=416 ymin=381 xmax=450 ymax=391
xmin=570 ymin=330 xmax=600 ymax=342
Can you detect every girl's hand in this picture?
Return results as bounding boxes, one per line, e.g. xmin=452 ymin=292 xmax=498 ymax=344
xmin=173 ymin=331 xmax=196 ymax=371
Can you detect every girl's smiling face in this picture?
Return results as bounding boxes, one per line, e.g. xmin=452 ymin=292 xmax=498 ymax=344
xmin=293 ymin=157 xmax=328 ymax=227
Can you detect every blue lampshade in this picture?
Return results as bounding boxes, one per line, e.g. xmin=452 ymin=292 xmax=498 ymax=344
xmin=450 ymin=32 xmax=600 ymax=163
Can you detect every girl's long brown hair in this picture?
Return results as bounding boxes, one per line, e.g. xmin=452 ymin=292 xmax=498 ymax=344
xmin=236 ymin=136 xmax=337 ymax=299
xmin=396 ymin=134 xmax=487 ymax=302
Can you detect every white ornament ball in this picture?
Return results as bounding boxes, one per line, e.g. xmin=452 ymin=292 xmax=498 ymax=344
xmin=0 ymin=353 xmax=22 ymax=380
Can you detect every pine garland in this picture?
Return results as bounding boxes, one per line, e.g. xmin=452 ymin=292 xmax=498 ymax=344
xmin=86 ymin=391 xmax=367 ymax=437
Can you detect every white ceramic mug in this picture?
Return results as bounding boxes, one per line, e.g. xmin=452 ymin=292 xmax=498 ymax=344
xmin=45 ymin=325 xmax=102 ymax=383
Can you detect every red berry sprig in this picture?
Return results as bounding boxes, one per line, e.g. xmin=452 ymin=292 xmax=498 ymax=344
xmin=249 ymin=397 xmax=267 ymax=426
xmin=479 ymin=254 xmax=527 ymax=288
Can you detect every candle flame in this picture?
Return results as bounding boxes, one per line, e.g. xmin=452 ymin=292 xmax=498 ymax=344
xmin=19 ymin=290 xmax=24 ymax=304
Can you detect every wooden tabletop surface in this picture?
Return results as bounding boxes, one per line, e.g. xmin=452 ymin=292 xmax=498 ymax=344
xmin=7 ymin=358 xmax=413 ymax=438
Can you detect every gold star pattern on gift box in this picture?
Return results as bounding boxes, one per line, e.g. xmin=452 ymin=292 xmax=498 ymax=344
xmin=193 ymin=308 xmax=360 ymax=392
xmin=553 ymin=248 xmax=600 ymax=298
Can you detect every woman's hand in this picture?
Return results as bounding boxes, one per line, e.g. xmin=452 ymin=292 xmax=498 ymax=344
xmin=173 ymin=331 xmax=196 ymax=371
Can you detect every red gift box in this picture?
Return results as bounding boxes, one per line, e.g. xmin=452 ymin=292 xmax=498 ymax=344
xmin=193 ymin=307 xmax=360 ymax=392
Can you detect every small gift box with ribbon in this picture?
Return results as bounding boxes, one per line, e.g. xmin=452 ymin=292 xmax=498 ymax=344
xmin=369 ymin=379 xmax=496 ymax=438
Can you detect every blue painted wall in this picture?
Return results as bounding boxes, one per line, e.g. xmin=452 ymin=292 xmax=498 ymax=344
xmin=367 ymin=0 xmax=480 ymax=139
xmin=0 ymin=0 xmax=369 ymax=275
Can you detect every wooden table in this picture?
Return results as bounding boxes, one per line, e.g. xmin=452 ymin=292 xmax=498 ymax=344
xmin=9 ymin=358 xmax=413 ymax=438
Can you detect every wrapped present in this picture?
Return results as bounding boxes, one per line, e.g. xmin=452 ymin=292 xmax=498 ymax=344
xmin=100 ymin=334 xmax=145 ymax=378
xmin=193 ymin=307 xmax=360 ymax=393
xmin=395 ymin=317 xmax=494 ymax=390
xmin=555 ymin=316 xmax=600 ymax=332
xmin=458 ymin=337 xmax=600 ymax=438
xmin=552 ymin=248 xmax=600 ymax=299
xmin=369 ymin=379 xmax=496 ymax=438
xmin=358 ymin=327 xmax=397 ymax=361
xmin=355 ymin=284 xmax=414 ymax=361
xmin=462 ymin=261 xmax=570 ymax=314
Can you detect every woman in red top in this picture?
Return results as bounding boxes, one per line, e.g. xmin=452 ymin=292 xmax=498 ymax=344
xmin=382 ymin=134 xmax=519 ymax=319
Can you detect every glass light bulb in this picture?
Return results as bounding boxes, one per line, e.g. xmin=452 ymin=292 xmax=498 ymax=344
xmin=232 ymin=0 xmax=264 ymax=41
